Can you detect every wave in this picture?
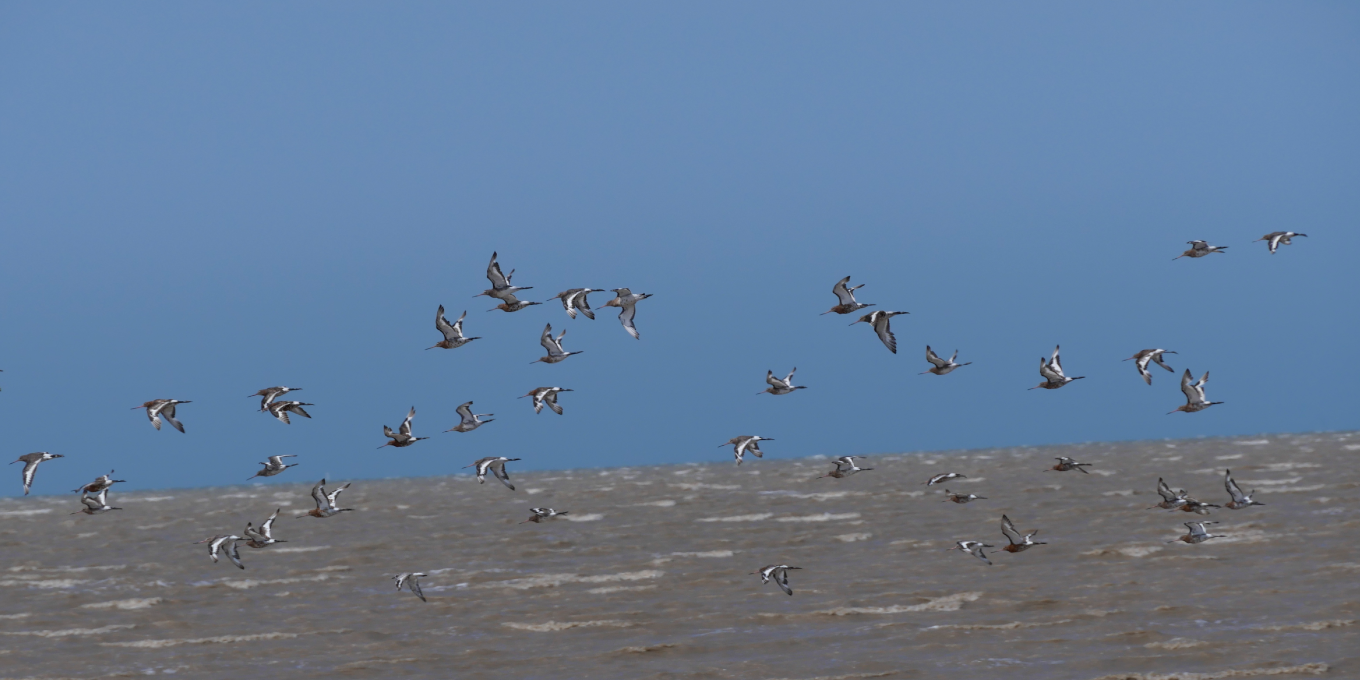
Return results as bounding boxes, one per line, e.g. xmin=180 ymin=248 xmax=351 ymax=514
xmin=671 ymin=550 xmax=733 ymax=558
xmin=835 ymin=533 xmax=871 ymax=542
xmin=1257 ymin=619 xmax=1354 ymax=631
xmin=0 ymin=508 xmax=52 ymax=517
xmin=1083 ymin=545 xmax=1163 ymax=558
xmin=80 ymin=598 xmax=163 ymax=610
xmin=635 ymin=499 xmax=676 ymax=507
xmin=697 ymin=513 xmax=772 ymax=522
xmin=775 ymin=512 xmax=861 ymax=523
xmin=587 ymin=585 xmax=657 ymax=594
xmin=0 ymin=578 xmax=92 ymax=589
xmin=925 ymin=619 xmax=1072 ymax=631
xmin=564 ymin=513 xmax=603 ymax=522
xmin=812 ymin=592 xmax=982 ymax=616
xmin=480 ymin=569 xmax=664 ymax=590
xmin=1088 ymin=663 xmax=1328 ymax=679
xmin=1144 ymin=637 xmax=1208 ymax=649
xmin=501 ymin=619 xmax=633 ymax=632
xmin=3 ymin=624 xmax=134 ymax=638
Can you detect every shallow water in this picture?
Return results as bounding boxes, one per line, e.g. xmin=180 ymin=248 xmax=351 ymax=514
xmin=2 ymin=432 xmax=1358 ymax=679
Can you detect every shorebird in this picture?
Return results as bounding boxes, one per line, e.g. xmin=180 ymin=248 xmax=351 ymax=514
xmin=72 ymin=470 xmax=124 ymax=495
xmin=720 ymin=436 xmax=774 ymax=466
xmin=134 ymin=399 xmax=191 ymax=432
xmin=1046 ymin=457 xmax=1091 ymax=474
xmin=999 ymin=514 xmax=1046 ymax=553
xmin=1223 ymin=469 xmax=1265 ymax=510
xmin=759 ymin=368 xmax=807 ymax=396
xmin=379 ymin=407 xmax=428 ymax=448
xmin=532 ymin=323 xmax=583 ymax=364
xmin=1030 ymin=345 xmax=1083 ymax=390
xmin=921 ymin=346 xmax=971 ymax=375
xmin=943 ymin=489 xmax=986 ymax=504
xmin=948 ymin=540 xmax=995 ymax=566
xmin=1174 ymin=240 xmax=1228 ymax=260
xmin=12 ymin=452 xmax=63 ymax=496
xmin=73 ymin=489 xmax=120 ymax=515
xmin=1168 ymin=369 xmax=1223 ymax=414
xmin=1254 ymin=231 xmax=1307 ymax=254
xmin=851 ymin=310 xmax=908 ymax=354
xmin=428 ymin=306 xmax=480 ymax=350
xmin=475 ymin=252 xmax=533 ymax=300
xmin=924 ymin=472 xmax=966 ymax=486
xmin=267 ymin=400 xmax=314 ymax=425
xmin=818 ymin=456 xmax=873 ymax=479
xmin=1148 ymin=478 xmax=1189 ymax=511
xmin=1178 ymin=495 xmax=1221 ymax=515
xmin=249 ymin=387 xmax=300 ymax=412
xmin=247 ymin=455 xmax=298 ymax=480
xmin=520 ymin=386 xmax=571 ymax=415
xmin=465 ymin=457 xmax=520 ymax=490
xmin=243 ymin=508 xmax=286 ymax=548
xmin=822 ymin=276 xmax=874 ymax=316
xmin=195 ymin=535 xmax=245 ymax=569
xmin=601 ymin=288 xmax=652 ymax=339
xmin=1168 ymin=521 xmax=1223 ymax=544
xmin=297 ymin=478 xmax=352 ymax=518
xmin=1124 ymin=349 xmax=1176 ymax=386
xmin=549 ymin=288 xmax=604 ymax=320
xmin=487 ymin=293 xmax=542 ymax=313
xmin=521 ymin=507 xmax=568 ymax=523
xmin=393 ymin=573 xmax=428 ymax=602
xmin=445 ymin=401 xmax=493 ymax=433
xmin=750 ymin=565 xmax=801 ymax=596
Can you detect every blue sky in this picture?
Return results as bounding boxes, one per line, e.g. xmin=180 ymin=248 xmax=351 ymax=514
xmin=2 ymin=2 xmax=1356 ymax=495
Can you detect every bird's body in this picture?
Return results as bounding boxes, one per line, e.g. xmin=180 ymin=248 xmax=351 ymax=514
xmin=488 ymin=293 xmax=542 ymax=313
xmin=393 ymin=573 xmax=428 ymax=602
xmin=195 ymin=535 xmax=245 ymax=569
xmin=1149 ymin=478 xmax=1190 ymax=511
xmin=1169 ymin=521 xmax=1222 ymax=545
xmin=1000 ymin=514 xmax=1045 ymax=553
xmin=248 ymin=455 xmax=298 ymax=480
xmin=1223 ymin=469 xmax=1264 ymax=510
xmin=466 ymin=457 xmax=521 ymax=490
xmin=751 ymin=565 xmax=801 ymax=596
xmin=134 ymin=399 xmax=191 ymax=432
xmin=1255 ymin=231 xmax=1307 ymax=254
xmin=943 ymin=489 xmax=986 ymax=504
xmin=267 ymin=400 xmax=313 ymax=425
xmin=297 ymin=478 xmax=352 ymax=518
xmin=445 ymin=401 xmax=494 ymax=433
xmin=822 ymin=276 xmax=873 ymax=316
xmin=1168 ymin=369 xmax=1223 ymax=414
xmin=243 ymin=508 xmax=286 ymax=548
xmin=924 ymin=472 xmax=966 ymax=486
xmin=550 ymin=288 xmax=603 ymax=320
xmin=532 ymin=323 xmax=583 ymax=364
xmin=949 ymin=540 xmax=994 ymax=565
xmin=851 ymin=310 xmax=908 ymax=354
xmin=601 ymin=288 xmax=652 ymax=339
xmin=475 ymin=252 xmax=533 ymax=300
xmin=249 ymin=387 xmax=300 ymax=412
xmin=73 ymin=489 xmax=120 ymax=515
xmin=721 ymin=435 xmax=774 ymax=465
xmin=12 ymin=452 xmax=63 ymax=496
xmin=921 ymin=346 xmax=971 ymax=375
xmin=520 ymin=386 xmax=571 ymax=415
xmin=380 ymin=407 xmax=428 ymax=448
xmin=72 ymin=469 xmax=123 ymax=495
xmin=521 ymin=507 xmax=568 ymax=523
xmin=1124 ymin=349 xmax=1176 ymax=386
xmin=1174 ymin=240 xmax=1228 ymax=259
xmin=759 ymin=368 xmax=806 ymax=396
xmin=819 ymin=456 xmax=872 ymax=479
xmin=428 ymin=306 xmax=480 ymax=349
xmin=1030 ymin=345 xmax=1083 ymax=390
xmin=1047 ymin=457 xmax=1091 ymax=474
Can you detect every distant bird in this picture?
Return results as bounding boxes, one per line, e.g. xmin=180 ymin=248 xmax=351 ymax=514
xmin=1223 ymin=469 xmax=1265 ymax=510
xmin=549 ymin=288 xmax=604 ymax=320
xmin=195 ymin=535 xmax=245 ymax=569
xmin=445 ymin=401 xmax=494 ymax=433
xmin=1178 ymin=496 xmax=1221 ymax=516
xmin=759 ymin=368 xmax=807 ymax=396
xmin=1148 ymin=478 xmax=1190 ymax=511
xmin=475 ymin=252 xmax=533 ymax=300
xmin=487 ymin=293 xmax=542 ymax=313
xmin=1168 ymin=521 xmax=1222 ymax=545
xmin=267 ymin=400 xmax=314 ymax=425
xmin=822 ymin=276 xmax=874 ymax=316
xmin=943 ymin=489 xmax=986 ymax=504
xmin=924 ymin=472 xmax=966 ymax=486
xmin=750 ymin=564 xmax=801 ymax=596
xmin=393 ymin=573 xmax=428 ymax=602
xmin=818 ymin=456 xmax=873 ymax=479
xmin=247 ymin=455 xmax=298 ymax=481
xmin=249 ymin=387 xmax=300 ymax=412
xmin=1124 ymin=349 xmax=1176 ymax=386
xmin=1168 ymin=369 xmax=1223 ymax=414
xmin=133 ymin=399 xmax=190 ymax=432
xmin=243 ymin=508 xmax=286 ymax=548
xmin=297 ymin=478 xmax=352 ymax=518
xmin=851 ymin=310 xmax=908 ymax=354
xmin=1254 ymin=231 xmax=1307 ymax=254
xmin=379 ymin=407 xmax=428 ymax=448
xmin=72 ymin=470 xmax=124 ymax=495
xmin=73 ymin=489 xmax=120 ymax=515
xmin=920 ymin=346 xmax=971 ymax=375
xmin=720 ymin=436 xmax=774 ymax=466
xmin=520 ymin=386 xmax=571 ymax=415
xmin=428 ymin=306 xmax=480 ymax=350
xmin=601 ymin=288 xmax=652 ymax=339
xmin=12 ymin=452 xmax=63 ymax=496
xmin=532 ymin=323 xmax=583 ymax=364
xmin=999 ymin=514 xmax=1045 ymax=553
xmin=521 ymin=507 xmax=569 ymax=523
xmin=465 ymin=457 xmax=520 ymax=490
xmin=1030 ymin=345 xmax=1083 ymax=390
xmin=948 ymin=540 xmax=995 ymax=566
xmin=1174 ymin=240 xmax=1228 ymax=260
xmin=1046 ymin=457 xmax=1091 ymax=474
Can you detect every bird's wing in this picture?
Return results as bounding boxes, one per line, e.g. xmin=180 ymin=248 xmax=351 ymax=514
xmin=1049 ymin=347 xmax=1066 ymax=378
xmin=1157 ymin=478 xmax=1177 ymax=502
xmin=1039 ymin=357 xmax=1061 ymax=382
xmin=486 ymin=252 xmax=509 ymax=288
xmin=326 ymin=483 xmax=350 ymax=506
xmin=162 ymin=403 xmax=185 ymax=433
xmin=1179 ymin=369 xmax=1197 ymax=402
xmin=874 ymin=315 xmax=897 ymax=354
xmin=400 ymin=407 xmax=415 ymax=437
xmin=456 ymin=402 xmax=475 ymax=424
xmin=618 ymin=304 xmax=640 ymax=339
xmin=1151 ymin=352 xmax=1174 ymax=372
xmin=409 ymin=577 xmax=426 ymax=602
xmin=311 ymin=480 xmax=328 ymax=509
xmin=1001 ymin=515 xmax=1022 ymax=544
xmin=492 ymin=464 xmax=516 ymax=490
xmin=1224 ymin=471 xmax=1246 ymax=503
xmin=435 ymin=305 xmax=455 ymax=340
xmin=226 ymin=541 xmax=245 ymax=569
xmin=832 ymin=276 xmax=855 ymax=305
xmin=540 ymin=324 xmax=558 ymax=354
xmin=260 ymin=509 xmax=279 ymax=538
xmin=925 ymin=346 xmax=947 ymax=368
xmin=1194 ymin=372 xmax=1210 ymax=402
xmin=291 ymin=405 xmax=311 ymax=419
xmin=775 ymin=569 xmax=794 ymax=596
xmin=546 ymin=393 xmax=564 ymax=415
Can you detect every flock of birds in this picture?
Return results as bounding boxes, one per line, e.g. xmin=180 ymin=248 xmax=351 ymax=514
xmin=8 ymin=234 xmax=1305 ymax=600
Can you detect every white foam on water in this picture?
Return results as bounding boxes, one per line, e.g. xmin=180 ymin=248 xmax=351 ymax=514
xmin=587 ymin=585 xmax=657 ymax=594
xmin=776 ymin=512 xmax=861 ymax=523
xmin=1345 ymin=444 xmax=1360 ymax=451
xmin=1145 ymin=637 xmax=1208 ymax=649
xmin=636 ymin=500 xmax=676 ymax=507
xmin=269 ymin=545 xmax=330 ymax=553
xmin=563 ymin=513 xmax=603 ymax=522
xmin=207 ymin=573 xmax=344 ymax=590
xmin=671 ymin=550 xmax=733 ymax=558
xmin=217 ymin=493 xmax=257 ymax=499
xmin=0 ymin=508 xmax=52 ymax=517
xmin=1257 ymin=484 xmax=1326 ymax=493
xmin=1236 ymin=440 xmax=1271 ymax=446
xmin=1081 ymin=545 xmax=1163 ymax=558
xmin=525 ymin=488 xmax=544 ymax=494
xmin=481 ymin=569 xmax=664 ymax=590
xmin=0 ymin=579 xmax=91 ymax=589
xmin=1257 ymin=462 xmax=1321 ymax=471
xmin=502 ymin=620 xmax=633 ymax=632
xmin=1215 ymin=454 xmax=1244 ymax=460
xmin=1088 ymin=663 xmax=1328 ymax=679
xmin=835 ymin=533 xmax=871 ymax=542
xmin=1257 ymin=619 xmax=1354 ymax=631
xmin=1238 ymin=477 xmax=1303 ymax=485
xmin=697 ymin=513 xmax=772 ymax=523
xmin=103 ymin=632 xmax=303 ymax=648
xmin=121 ymin=496 xmax=175 ymax=502
xmin=1090 ymin=469 xmax=1118 ymax=476
xmin=3 ymin=624 xmax=135 ymax=637
xmin=80 ymin=598 xmax=163 ymax=610
xmin=1103 ymin=490 xmax=1136 ymax=496
xmin=0 ymin=613 xmax=30 ymax=620
xmin=812 ymin=592 xmax=982 ymax=615
xmin=924 ymin=619 xmax=1072 ymax=631
xmin=670 ymin=483 xmax=741 ymax=490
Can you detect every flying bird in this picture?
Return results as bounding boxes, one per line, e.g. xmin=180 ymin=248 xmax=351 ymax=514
xmin=134 ymin=399 xmax=191 ymax=432
xmin=520 ymin=386 xmax=571 ymax=415
xmin=999 ymin=514 xmax=1046 ymax=553
xmin=12 ymin=452 xmax=63 ymax=496
xmin=475 ymin=252 xmax=533 ymax=300
xmin=243 ymin=508 xmax=286 ymax=548
xmin=1168 ymin=521 xmax=1223 ymax=545
xmin=195 ymin=535 xmax=245 ymax=569
xmin=297 ymin=478 xmax=352 ymax=518
xmin=1174 ymin=240 xmax=1228 ymax=260
xmin=759 ymin=368 xmax=807 ymax=396
xmin=850 ymin=310 xmax=908 ymax=354
xmin=921 ymin=346 xmax=971 ymax=375
xmin=249 ymin=387 xmax=300 ymax=412
xmin=1254 ymin=231 xmax=1307 ymax=254
xmin=948 ymin=540 xmax=994 ymax=566
xmin=602 ymin=288 xmax=652 ymax=339
xmin=393 ymin=573 xmax=428 ymax=602
xmin=248 ymin=455 xmax=298 ymax=481
xmin=1148 ymin=478 xmax=1190 ymax=511
xmin=1168 ymin=369 xmax=1223 ymax=415
xmin=379 ymin=407 xmax=428 ymax=448
xmin=487 ymin=293 xmax=542 ymax=313
xmin=720 ymin=436 xmax=774 ymax=466
xmin=428 ymin=306 xmax=480 ymax=350
xmin=750 ymin=565 xmax=801 ymax=596
xmin=72 ymin=470 xmax=124 ymax=495
xmin=445 ymin=401 xmax=494 ymax=433
xmin=924 ymin=472 xmax=966 ymax=486
xmin=532 ymin=323 xmax=583 ymax=364
xmin=1223 ymin=469 xmax=1265 ymax=510
xmin=73 ymin=489 xmax=120 ymax=515
xmin=521 ymin=507 xmax=569 ymax=523
xmin=266 ymin=400 xmax=314 ymax=425
xmin=465 ymin=457 xmax=520 ymax=490
xmin=1124 ymin=349 xmax=1176 ymax=385
xmin=1030 ymin=345 xmax=1083 ymax=390
xmin=822 ymin=276 xmax=874 ymax=316
xmin=1046 ymin=457 xmax=1091 ymax=474
xmin=818 ymin=456 xmax=873 ymax=479
xmin=943 ymin=489 xmax=987 ymax=504
xmin=549 ymin=288 xmax=604 ymax=320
